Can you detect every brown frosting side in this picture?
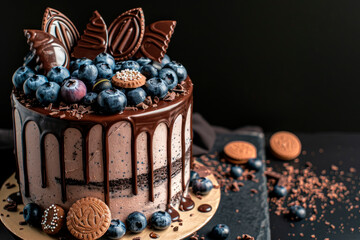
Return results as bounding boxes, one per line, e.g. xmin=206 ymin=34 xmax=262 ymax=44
xmin=12 ymin=77 xmax=193 ymax=207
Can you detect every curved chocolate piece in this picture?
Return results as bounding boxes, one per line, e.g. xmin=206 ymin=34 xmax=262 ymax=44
xmin=72 ymin=11 xmax=108 ymax=60
xmin=42 ymin=7 xmax=80 ymax=53
xmin=135 ymin=21 xmax=176 ymax=63
xmin=108 ymin=8 xmax=145 ymax=61
xmin=24 ymin=29 xmax=70 ymax=73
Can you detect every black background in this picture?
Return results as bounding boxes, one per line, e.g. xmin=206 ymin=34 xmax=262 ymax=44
xmin=3 ymin=0 xmax=360 ymax=132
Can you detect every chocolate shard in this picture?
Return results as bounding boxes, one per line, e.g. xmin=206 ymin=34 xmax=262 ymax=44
xmin=72 ymin=11 xmax=108 ymax=60
xmin=24 ymin=29 xmax=70 ymax=73
xmin=135 ymin=20 xmax=177 ymax=63
xmin=108 ymin=8 xmax=145 ymax=61
xmin=42 ymin=7 xmax=80 ymax=53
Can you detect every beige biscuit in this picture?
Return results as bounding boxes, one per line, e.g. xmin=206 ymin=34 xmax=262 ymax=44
xmin=224 ymin=141 xmax=257 ymax=164
xmin=67 ymin=197 xmax=111 ymax=240
xmin=112 ymin=69 xmax=146 ymax=88
xmin=270 ymin=131 xmax=301 ymax=161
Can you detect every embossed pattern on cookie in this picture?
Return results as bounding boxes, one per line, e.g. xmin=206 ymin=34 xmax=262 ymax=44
xmin=224 ymin=141 xmax=257 ymax=164
xmin=67 ymin=197 xmax=111 ymax=240
xmin=42 ymin=7 xmax=80 ymax=53
xmin=270 ymin=131 xmax=301 ymax=160
xmin=108 ymin=8 xmax=145 ymax=61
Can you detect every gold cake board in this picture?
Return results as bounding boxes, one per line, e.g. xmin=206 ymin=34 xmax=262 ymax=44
xmin=0 ymin=165 xmax=220 ymax=240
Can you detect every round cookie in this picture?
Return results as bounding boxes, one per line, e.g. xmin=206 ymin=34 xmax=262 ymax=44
xmin=269 ymin=131 xmax=301 ymax=161
xmin=112 ymin=69 xmax=146 ymax=88
xmin=41 ymin=204 xmax=66 ymax=235
xmin=67 ymin=197 xmax=111 ymax=240
xmin=224 ymin=141 xmax=257 ymax=164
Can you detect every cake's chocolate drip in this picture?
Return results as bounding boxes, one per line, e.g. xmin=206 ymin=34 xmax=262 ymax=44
xmin=179 ymin=195 xmax=195 ymax=211
xmin=11 ymin=105 xmax=20 ymax=182
xmin=40 ymin=132 xmax=49 ymax=188
xmin=12 ymin=78 xmax=193 ymax=209
xmin=103 ymin=127 xmax=110 ymax=206
xmin=166 ymin=126 xmax=173 ymax=206
xmin=198 ymin=204 xmax=212 ymax=213
xmin=148 ymin=132 xmax=154 ymax=202
xmin=167 ymin=205 xmax=180 ymax=222
xmin=21 ymin=120 xmax=30 ymax=198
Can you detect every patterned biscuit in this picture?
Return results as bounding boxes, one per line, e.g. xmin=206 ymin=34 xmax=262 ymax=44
xmin=270 ymin=131 xmax=301 ymax=161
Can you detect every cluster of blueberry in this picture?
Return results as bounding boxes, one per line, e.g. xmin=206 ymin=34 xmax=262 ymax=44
xmin=12 ymin=53 xmax=188 ymax=114
xmin=22 ymin=201 xmax=172 ymax=239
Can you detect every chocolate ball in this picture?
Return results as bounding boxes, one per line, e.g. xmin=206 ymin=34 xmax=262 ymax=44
xmin=93 ymin=78 xmax=112 ymax=93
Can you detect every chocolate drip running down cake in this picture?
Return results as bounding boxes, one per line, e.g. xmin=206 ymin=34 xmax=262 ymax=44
xmin=10 ymin=5 xmax=194 ymax=230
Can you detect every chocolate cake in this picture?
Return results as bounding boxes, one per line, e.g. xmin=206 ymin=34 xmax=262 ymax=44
xmin=10 ymin=6 xmax=193 ymax=226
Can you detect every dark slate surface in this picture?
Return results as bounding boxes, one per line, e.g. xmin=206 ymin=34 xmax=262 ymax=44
xmin=186 ymin=131 xmax=270 ymax=240
xmin=267 ymin=133 xmax=360 ymax=240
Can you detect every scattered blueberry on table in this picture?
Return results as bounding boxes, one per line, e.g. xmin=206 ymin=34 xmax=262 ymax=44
xmin=192 ymin=177 xmax=213 ymax=195
xmin=190 ymin=170 xmax=200 ymax=186
xmin=105 ymin=219 xmax=126 ymax=239
xmin=126 ymin=211 xmax=147 ymax=233
xmin=23 ymin=203 xmax=42 ymax=226
xmin=150 ymin=211 xmax=172 ymax=230
xmin=230 ymin=166 xmax=244 ymax=179
xmin=211 ymin=224 xmax=230 ymax=240
xmin=248 ymin=158 xmax=263 ymax=171
xmin=273 ymin=185 xmax=288 ymax=198
xmin=289 ymin=205 xmax=306 ymax=220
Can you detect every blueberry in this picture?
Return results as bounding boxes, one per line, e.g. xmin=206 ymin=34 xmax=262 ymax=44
xmin=93 ymin=78 xmax=112 ymax=93
xmin=161 ymin=54 xmax=171 ymax=66
xmin=114 ymin=62 xmax=123 ymax=72
xmin=150 ymin=211 xmax=171 ymax=230
xmin=164 ymin=61 xmax=188 ymax=82
xmin=211 ymin=224 xmax=230 ymax=240
xmin=105 ymin=219 xmax=126 ymax=239
xmin=36 ymin=82 xmax=61 ymax=105
xmin=136 ymin=57 xmax=152 ymax=66
xmin=71 ymin=70 xmax=79 ymax=79
xmin=12 ymin=66 xmax=35 ymax=89
xmin=96 ymin=62 xmax=114 ymax=79
xmin=151 ymin=61 xmax=162 ymax=71
xmin=140 ymin=64 xmax=158 ymax=79
xmin=273 ymin=185 xmax=288 ymax=198
xmin=126 ymin=88 xmax=147 ymax=106
xmin=248 ymin=158 xmax=263 ymax=171
xmin=144 ymin=78 xmax=168 ymax=99
xmin=126 ymin=211 xmax=147 ymax=233
xmin=121 ymin=60 xmax=140 ymax=71
xmin=189 ymin=170 xmax=200 ymax=186
xmin=83 ymin=92 xmax=98 ymax=105
xmin=78 ymin=64 xmax=98 ymax=87
xmin=97 ymin=89 xmax=127 ymax=114
xmin=159 ymin=68 xmax=178 ymax=90
xmin=23 ymin=74 xmax=48 ymax=95
xmin=60 ymin=79 xmax=87 ymax=103
xmin=46 ymin=66 xmax=70 ymax=84
xmin=94 ymin=53 xmax=115 ymax=70
xmin=289 ymin=205 xmax=306 ymax=220
xmin=230 ymin=166 xmax=243 ymax=179
xmin=23 ymin=203 xmax=42 ymax=226
xmin=192 ymin=177 xmax=213 ymax=196
xmin=70 ymin=57 xmax=92 ymax=72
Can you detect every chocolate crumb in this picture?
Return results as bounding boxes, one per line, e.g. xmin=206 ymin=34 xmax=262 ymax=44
xmin=173 ymin=226 xmax=179 ymax=231
xmin=136 ymin=102 xmax=149 ymax=110
xmin=19 ymin=221 xmax=27 ymax=225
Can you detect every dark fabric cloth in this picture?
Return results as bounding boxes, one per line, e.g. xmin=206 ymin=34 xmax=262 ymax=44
xmin=192 ymin=113 xmax=263 ymax=155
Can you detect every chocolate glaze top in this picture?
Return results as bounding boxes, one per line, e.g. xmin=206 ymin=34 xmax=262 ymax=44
xmin=15 ymin=77 xmax=193 ymax=126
